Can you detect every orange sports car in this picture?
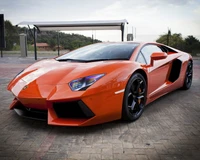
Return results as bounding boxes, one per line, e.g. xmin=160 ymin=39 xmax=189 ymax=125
xmin=7 ymin=42 xmax=193 ymax=126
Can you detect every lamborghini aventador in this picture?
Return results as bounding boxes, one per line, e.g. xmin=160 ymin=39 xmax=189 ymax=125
xmin=7 ymin=42 xmax=193 ymax=126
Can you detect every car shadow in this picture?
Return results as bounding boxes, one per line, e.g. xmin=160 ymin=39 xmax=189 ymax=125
xmin=12 ymin=87 xmax=194 ymax=135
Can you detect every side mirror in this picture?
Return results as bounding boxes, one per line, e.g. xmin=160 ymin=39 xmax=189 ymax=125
xmin=150 ymin=52 xmax=167 ymax=65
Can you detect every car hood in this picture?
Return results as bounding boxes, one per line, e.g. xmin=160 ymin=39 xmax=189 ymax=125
xmin=9 ymin=59 xmax=131 ymax=86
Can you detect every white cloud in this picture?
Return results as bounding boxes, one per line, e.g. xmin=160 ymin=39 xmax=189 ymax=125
xmin=1 ymin=0 xmax=200 ymax=41
xmin=194 ymin=5 xmax=200 ymax=14
xmin=88 ymin=1 xmax=123 ymax=20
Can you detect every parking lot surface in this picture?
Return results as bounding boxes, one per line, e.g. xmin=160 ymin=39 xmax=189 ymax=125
xmin=0 ymin=56 xmax=200 ymax=160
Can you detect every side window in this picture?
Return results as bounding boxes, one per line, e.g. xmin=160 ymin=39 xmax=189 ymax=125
xmin=136 ymin=52 xmax=146 ymax=64
xmin=141 ymin=45 xmax=163 ymax=64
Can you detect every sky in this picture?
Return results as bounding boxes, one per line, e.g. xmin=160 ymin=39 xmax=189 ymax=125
xmin=0 ymin=0 xmax=200 ymax=42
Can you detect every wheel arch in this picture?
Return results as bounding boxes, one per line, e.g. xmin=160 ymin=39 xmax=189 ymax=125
xmin=133 ymin=69 xmax=148 ymax=86
xmin=125 ymin=68 xmax=148 ymax=96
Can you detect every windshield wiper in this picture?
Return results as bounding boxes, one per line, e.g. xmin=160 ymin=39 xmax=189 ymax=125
xmin=56 ymin=58 xmax=129 ymax=63
xmin=84 ymin=58 xmax=129 ymax=62
xmin=56 ymin=58 xmax=87 ymax=62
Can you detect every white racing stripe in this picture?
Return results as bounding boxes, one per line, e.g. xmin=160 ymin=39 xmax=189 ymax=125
xmin=12 ymin=67 xmax=57 ymax=96
xmin=115 ymin=89 xmax=125 ymax=94
xmin=12 ymin=79 xmax=26 ymax=96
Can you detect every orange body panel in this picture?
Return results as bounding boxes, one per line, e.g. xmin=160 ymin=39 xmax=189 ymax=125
xmin=7 ymin=42 xmax=192 ymax=126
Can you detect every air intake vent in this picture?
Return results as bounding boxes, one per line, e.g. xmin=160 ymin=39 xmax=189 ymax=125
xmin=169 ymin=59 xmax=182 ymax=82
xmin=53 ymin=101 xmax=95 ymax=118
xmin=14 ymin=102 xmax=47 ymax=121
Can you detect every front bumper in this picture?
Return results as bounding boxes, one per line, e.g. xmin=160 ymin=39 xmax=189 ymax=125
xmin=10 ymin=98 xmax=97 ymax=126
xmin=12 ymin=99 xmax=48 ymax=121
xmin=9 ymin=83 xmax=124 ymax=126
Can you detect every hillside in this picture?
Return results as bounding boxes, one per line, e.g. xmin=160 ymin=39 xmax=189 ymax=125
xmin=4 ymin=20 xmax=101 ymax=51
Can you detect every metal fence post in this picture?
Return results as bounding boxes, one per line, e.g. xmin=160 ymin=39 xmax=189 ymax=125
xmin=33 ymin=27 xmax=37 ymax=60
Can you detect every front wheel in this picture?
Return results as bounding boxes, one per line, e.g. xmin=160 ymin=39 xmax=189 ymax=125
xmin=122 ymin=73 xmax=147 ymax=121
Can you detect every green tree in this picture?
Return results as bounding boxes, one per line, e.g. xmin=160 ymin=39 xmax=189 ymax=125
xmin=37 ymin=31 xmax=100 ymax=50
xmin=156 ymin=33 xmax=184 ymax=50
xmin=156 ymin=34 xmax=168 ymax=45
xmin=170 ymin=33 xmax=184 ymax=50
xmin=184 ymin=35 xmax=200 ymax=55
xmin=4 ymin=20 xmax=19 ymax=50
xmin=48 ymin=39 xmax=56 ymax=49
xmin=4 ymin=20 xmax=101 ymax=51
xmin=156 ymin=33 xmax=200 ymax=56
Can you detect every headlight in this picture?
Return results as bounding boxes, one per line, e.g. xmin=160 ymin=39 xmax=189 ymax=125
xmin=69 ymin=74 xmax=105 ymax=91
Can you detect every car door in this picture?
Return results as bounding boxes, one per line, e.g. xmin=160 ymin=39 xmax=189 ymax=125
xmin=139 ymin=44 xmax=171 ymax=98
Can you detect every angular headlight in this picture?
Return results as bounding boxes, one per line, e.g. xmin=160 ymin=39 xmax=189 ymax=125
xmin=69 ymin=74 xmax=105 ymax=91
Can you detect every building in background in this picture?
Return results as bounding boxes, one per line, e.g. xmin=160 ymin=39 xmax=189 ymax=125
xmin=32 ymin=43 xmax=50 ymax=51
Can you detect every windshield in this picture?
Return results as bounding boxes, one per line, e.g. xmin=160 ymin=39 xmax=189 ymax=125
xmin=56 ymin=43 xmax=139 ymax=62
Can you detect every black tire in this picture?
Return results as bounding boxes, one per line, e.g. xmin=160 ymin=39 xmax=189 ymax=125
xmin=122 ymin=73 xmax=147 ymax=121
xmin=182 ymin=61 xmax=193 ymax=90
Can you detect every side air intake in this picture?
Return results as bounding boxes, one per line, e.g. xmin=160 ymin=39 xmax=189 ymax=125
xmin=168 ymin=59 xmax=182 ymax=82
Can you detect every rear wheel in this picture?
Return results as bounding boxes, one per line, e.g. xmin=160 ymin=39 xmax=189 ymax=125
xmin=182 ymin=61 xmax=193 ymax=90
xmin=122 ymin=73 xmax=147 ymax=121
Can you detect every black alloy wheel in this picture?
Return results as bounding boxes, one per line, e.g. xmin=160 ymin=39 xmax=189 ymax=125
xmin=122 ymin=73 xmax=147 ymax=121
xmin=182 ymin=61 xmax=193 ymax=90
